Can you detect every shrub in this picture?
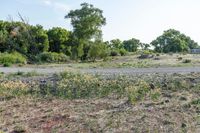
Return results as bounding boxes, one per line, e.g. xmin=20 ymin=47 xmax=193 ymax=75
xmin=126 ymin=81 xmax=150 ymax=103
xmin=119 ymin=49 xmax=127 ymax=56
xmin=178 ymin=57 xmax=183 ymax=60
xmin=182 ymin=59 xmax=191 ymax=63
xmin=137 ymin=50 xmax=154 ymax=59
xmin=37 ymin=52 xmax=69 ymax=63
xmin=156 ymin=53 xmax=160 ymax=56
xmin=3 ymin=62 xmax=11 ymax=67
xmin=0 ymin=52 xmax=27 ymax=65
xmin=110 ymin=50 xmax=119 ymax=56
xmin=88 ymin=42 xmax=109 ymax=61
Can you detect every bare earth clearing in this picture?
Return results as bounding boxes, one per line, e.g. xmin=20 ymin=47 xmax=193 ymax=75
xmin=1 ymin=66 xmax=200 ymax=75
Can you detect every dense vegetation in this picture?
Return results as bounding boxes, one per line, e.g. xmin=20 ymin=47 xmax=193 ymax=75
xmin=0 ymin=3 xmax=199 ymax=65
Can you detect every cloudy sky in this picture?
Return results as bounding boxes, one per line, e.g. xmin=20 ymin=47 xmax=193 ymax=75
xmin=1 ymin=0 xmax=200 ymax=43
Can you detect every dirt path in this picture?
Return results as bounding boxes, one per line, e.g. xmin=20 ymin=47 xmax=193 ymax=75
xmin=1 ymin=66 xmax=200 ymax=75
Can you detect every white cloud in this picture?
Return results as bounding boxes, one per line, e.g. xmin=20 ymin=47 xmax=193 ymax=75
xmin=41 ymin=0 xmax=70 ymax=12
xmin=43 ymin=0 xmax=51 ymax=6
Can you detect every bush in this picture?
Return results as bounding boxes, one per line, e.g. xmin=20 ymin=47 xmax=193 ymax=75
xmin=110 ymin=50 xmax=119 ymax=56
xmin=182 ymin=59 xmax=191 ymax=63
xmin=0 ymin=52 xmax=27 ymax=65
xmin=37 ymin=52 xmax=69 ymax=63
xmin=88 ymin=42 xmax=109 ymax=61
xmin=119 ymin=49 xmax=127 ymax=56
xmin=178 ymin=57 xmax=183 ymax=60
xmin=138 ymin=50 xmax=154 ymax=59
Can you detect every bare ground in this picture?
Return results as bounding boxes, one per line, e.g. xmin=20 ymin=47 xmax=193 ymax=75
xmin=1 ymin=66 xmax=200 ymax=75
xmin=0 ymin=95 xmax=199 ymax=133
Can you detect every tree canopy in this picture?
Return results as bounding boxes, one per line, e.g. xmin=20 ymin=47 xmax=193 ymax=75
xmin=47 ymin=27 xmax=70 ymax=55
xmin=123 ymin=38 xmax=140 ymax=52
xmin=65 ymin=2 xmax=106 ymax=59
xmin=151 ymin=29 xmax=198 ymax=53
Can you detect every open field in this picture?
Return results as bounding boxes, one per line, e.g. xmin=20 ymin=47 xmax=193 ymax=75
xmin=0 ymin=54 xmax=200 ymax=133
xmin=1 ymin=54 xmax=200 ymax=75
xmin=0 ymin=71 xmax=200 ymax=132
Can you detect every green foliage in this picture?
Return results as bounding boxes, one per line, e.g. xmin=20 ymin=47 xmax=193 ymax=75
xmin=65 ymin=3 xmax=106 ymax=40
xmin=126 ymin=81 xmax=151 ymax=103
xmin=0 ymin=52 xmax=27 ymax=65
xmin=140 ymin=43 xmax=150 ymax=50
xmin=65 ymin=3 xmax=106 ymax=60
xmin=151 ymin=29 xmax=198 ymax=53
xmin=3 ymin=62 xmax=11 ymax=67
xmin=109 ymin=39 xmax=123 ymax=49
xmin=28 ymin=25 xmax=49 ymax=55
xmin=123 ymin=38 xmax=140 ymax=52
xmin=47 ymin=27 xmax=70 ymax=55
xmin=110 ymin=50 xmax=119 ymax=56
xmin=88 ymin=40 xmax=109 ymax=61
xmin=191 ymin=99 xmax=200 ymax=105
xmin=37 ymin=52 xmax=69 ymax=63
xmin=119 ymin=48 xmax=127 ymax=56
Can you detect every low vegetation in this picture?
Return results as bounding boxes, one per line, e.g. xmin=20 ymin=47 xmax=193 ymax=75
xmin=37 ymin=52 xmax=69 ymax=63
xmin=0 ymin=52 xmax=27 ymax=66
xmin=0 ymin=72 xmax=200 ymax=132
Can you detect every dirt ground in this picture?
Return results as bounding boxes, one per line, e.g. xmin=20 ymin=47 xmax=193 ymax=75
xmin=0 ymin=95 xmax=199 ymax=133
xmin=0 ymin=73 xmax=200 ymax=133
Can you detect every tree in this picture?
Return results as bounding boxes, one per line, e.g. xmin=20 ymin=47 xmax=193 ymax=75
xmin=0 ymin=19 xmax=49 ymax=61
xmin=28 ymin=25 xmax=49 ymax=55
xmin=109 ymin=39 xmax=123 ymax=49
xmin=0 ymin=21 xmax=9 ymax=52
xmin=47 ymin=27 xmax=70 ymax=55
xmin=123 ymin=38 xmax=140 ymax=52
xmin=151 ymin=29 xmax=198 ymax=53
xmin=88 ymin=40 xmax=109 ymax=61
xmin=140 ymin=43 xmax=150 ymax=50
xmin=65 ymin=3 xmax=106 ymax=59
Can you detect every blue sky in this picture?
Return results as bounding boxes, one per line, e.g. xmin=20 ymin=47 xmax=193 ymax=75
xmin=1 ymin=0 xmax=200 ymax=44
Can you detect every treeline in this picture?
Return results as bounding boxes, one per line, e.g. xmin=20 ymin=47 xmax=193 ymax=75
xmin=0 ymin=3 xmax=199 ymax=64
xmin=0 ymin=20 xmax=145 ymax=62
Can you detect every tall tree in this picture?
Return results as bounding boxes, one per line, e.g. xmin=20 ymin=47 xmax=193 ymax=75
xmin=65 ymin=3 xmax=106 ymax=59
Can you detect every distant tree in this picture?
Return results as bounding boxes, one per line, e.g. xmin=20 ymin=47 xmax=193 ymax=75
xmin=109 ymin=39 xmax=123 ymax=49
xmin=123 ymin=38 xmax=140 ymax=52
xmin=65 ymin=3 xmax=106 ymax=59
xmin=140 ymin=43 xmax=150 ymax=50
xmin=47 ymin=27 xmax=70 ymax=55
xmin=151 ymin=29 xmax=198 ymax=53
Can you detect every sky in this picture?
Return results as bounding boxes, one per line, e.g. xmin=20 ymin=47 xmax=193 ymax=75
xmin=1 ymin=0 xmax=200 ymax=44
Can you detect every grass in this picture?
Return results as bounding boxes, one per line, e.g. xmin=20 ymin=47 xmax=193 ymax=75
xmin=32 ymin=53 xmax=200 ymax=69
xmin=0 ymin=68 xmax=200 ymax=132
xmin=0 ymin=71 xmax=199 ymax=103
xmin=0 ymin=72 xmax=200 ymax=132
